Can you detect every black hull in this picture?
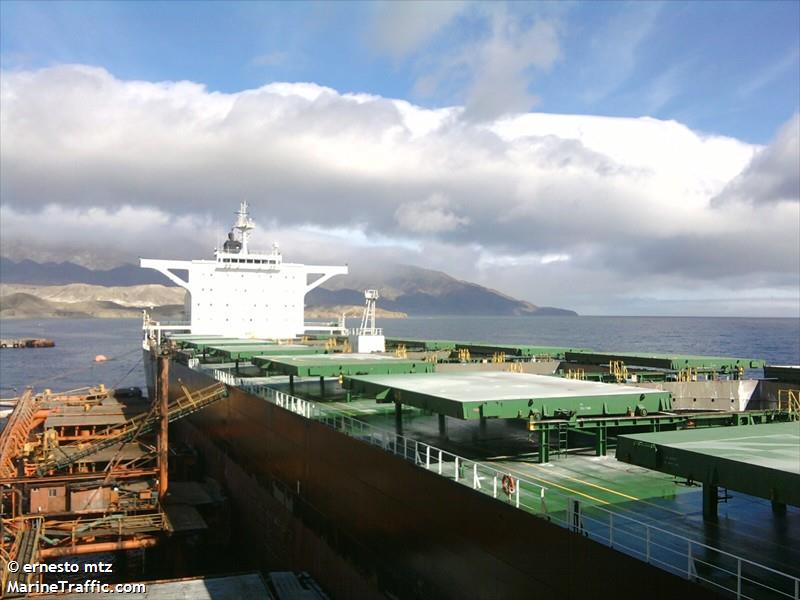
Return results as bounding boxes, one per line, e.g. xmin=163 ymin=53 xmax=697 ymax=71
xmin=145 ymin=350 xmax=717 ymax=599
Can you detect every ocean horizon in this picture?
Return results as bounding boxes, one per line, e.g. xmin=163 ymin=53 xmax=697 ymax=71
xmin=1 ymin=315 xmax=798 ymax=397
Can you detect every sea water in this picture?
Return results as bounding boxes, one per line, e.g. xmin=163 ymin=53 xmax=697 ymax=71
xmin=1 ymin=316 xmax=798 ymax=396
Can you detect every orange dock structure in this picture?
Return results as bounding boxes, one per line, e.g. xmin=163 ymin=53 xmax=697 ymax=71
xmin=0 ymin=375 xmax=228 ymax=581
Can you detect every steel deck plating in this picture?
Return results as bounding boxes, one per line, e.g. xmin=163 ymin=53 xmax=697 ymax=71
xmin=254 ymin=353 xmax=434 ymax=377
xmin=347 ymin=371 xmax=672 ymax=419
xmin=616 ymin=422 xmax=800 ymax=508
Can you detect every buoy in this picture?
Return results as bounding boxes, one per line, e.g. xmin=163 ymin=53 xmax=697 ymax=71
xmin=94 ymin=354 xmax=108 ymax=363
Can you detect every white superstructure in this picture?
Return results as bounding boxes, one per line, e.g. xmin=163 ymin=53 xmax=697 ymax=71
xmin=140 ymin=202 xmax=348 ymax=339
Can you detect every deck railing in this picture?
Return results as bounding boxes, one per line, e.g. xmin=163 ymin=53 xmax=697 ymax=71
xmin=224 ymin=376 xmax=798 ymax=600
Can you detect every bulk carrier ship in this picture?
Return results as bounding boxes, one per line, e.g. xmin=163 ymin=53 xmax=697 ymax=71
xmin=140 ymin=203 xmax=799 ymax=600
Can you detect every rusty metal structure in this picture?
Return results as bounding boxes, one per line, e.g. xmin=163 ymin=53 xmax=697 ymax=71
xmin=0 ymin=371 xmax=227 ymax=586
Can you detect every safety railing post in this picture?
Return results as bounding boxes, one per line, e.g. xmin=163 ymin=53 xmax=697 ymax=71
xmin=609 ymin=513 xmax=614 ymax=547
xmin=454 ymin=456 xmax=459 ymax=481
xmin=438 ymin=450 xmax=442 ymax=475
xmin=426 ymin=445 xmax=430 ymax=469
xmin=736 ymin=558 xmax=741 ymax=600
xmin=493 ymin=475 xmax=498 ymax=498
xmin=515 ymin=479 xmax=520 ymax=508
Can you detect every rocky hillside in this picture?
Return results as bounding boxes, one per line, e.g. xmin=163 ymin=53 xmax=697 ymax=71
xmin=309 ymin=263 xmax=576 ymax=316
xmin=0 ymin=283 xmax=184 ymax=307
xmin=0 ymin=292 xmax=183 ymax=320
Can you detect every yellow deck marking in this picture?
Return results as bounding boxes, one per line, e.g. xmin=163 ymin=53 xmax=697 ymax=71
xmin=497 ymin=462 xmax=607 ymax=504
xmin=488 ymin=454 xmax=637 ymax=501
xmin=526 ymin=463 xmax=639 ymax=501
xmin=487 ymin=453 xmax=688 ymax=517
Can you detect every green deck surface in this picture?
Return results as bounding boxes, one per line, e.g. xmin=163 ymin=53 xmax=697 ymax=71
xmin=180 ymin=338 xmax=275 ymax=351
xmin=348 ymin=371 xmax=672 ymax=419
xmin=458 ymin=343 xmax=592 ymax=358
xmin=207 ymin=344 xmax=320 ymax=360
xmin=254 ymin=353 xmax=434 ymax=377
xmin=385 ymin=338 xmax=458 ymax=351
xmin=616 ymin=422 xmax=800 ymax=506
xmin=564 ymin=350 xmax=765 ymax=370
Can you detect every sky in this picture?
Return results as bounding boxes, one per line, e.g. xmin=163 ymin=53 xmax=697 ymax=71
xmin=0 ymin=1 xmax=798 ymax=316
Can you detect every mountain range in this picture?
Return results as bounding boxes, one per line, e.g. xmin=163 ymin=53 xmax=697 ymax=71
xmin=0 ymin=258 xmax=576 ymax=317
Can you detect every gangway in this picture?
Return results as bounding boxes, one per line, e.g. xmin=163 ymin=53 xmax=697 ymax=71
xmin=36 ymin=382 xmax=227 ymax=475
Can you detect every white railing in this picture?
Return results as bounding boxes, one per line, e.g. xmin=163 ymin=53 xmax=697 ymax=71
xmin=350 ymin=327 xmax=384 ymax=336
xmin=212 ymin=369 xmax=243 ymax=387
xmin=214 ymin=373 xmax=799 ymax=600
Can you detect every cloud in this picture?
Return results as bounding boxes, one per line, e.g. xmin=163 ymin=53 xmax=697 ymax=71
xmin=371 ymin=3 xmax=562 ymax=121
xmin=739 ymin=47 xmax=800 ymax=98
xmin=370 ymin=1 xmax=466 ymax=59
xmin=409 ymin=6 xmax=562 ymax=121
xmin=460 ymin=14 xmax=561 ymax=121
xmin=643 ymin=62 xmax=688 ymax=115
xmin=251 ymin=51 xmax=290 ymax=67
xmin=0 ymin=204 xmax=217 ymax=268
xmin=582 ymin=2 xmax=662 ymax=104
xmin=394 ymin=193 xmax=469 ymax=233
xmin=0 ymin=65 xmax=797 ymax=315
xmin=712 ymin=114 xmax=799 ymax=206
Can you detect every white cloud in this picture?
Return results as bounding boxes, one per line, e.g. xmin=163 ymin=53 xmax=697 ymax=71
xmin=712 ymin=113 xmax=799 ymax=206
xmin=643 ymin=62 xmax=688 ymax=115
xmin=408 ymin=6 xmax=563 ymax=121
xmin=460 ymin=15 xmax=561 ymax=121
xmin=395 ymin=193 xmax=469 ymax=233
xmin=581 ymin=2 xmax=662 ymax=104
xmin=370 ymin=1 xmax=466 ymax=59
xmin=0 ymin=204 xmax=218 ymax=268
xmin=0 ymin=65 xmax=797 ymax=315
xmin=739 ymin=47 xmax=800 ymax=98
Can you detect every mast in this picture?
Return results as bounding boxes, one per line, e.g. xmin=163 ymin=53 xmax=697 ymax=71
xmin=234 ymin=201 xmax=255 ymax=254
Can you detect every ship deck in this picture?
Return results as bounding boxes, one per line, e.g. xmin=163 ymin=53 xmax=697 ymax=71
xmin=563 ymin=350 xmax=766 ymax=371
xmin=616 ymin=422 xmax=800 ymax=506
xmin=208 ymin=344 xmax=322 ymax=360
xmin=253 ymin=353 xmax=434 ymax=376
xmin=347 ymin=371 xmax=671 ymax=419
xmin=265 ymin=377 xmax=800 ymax=582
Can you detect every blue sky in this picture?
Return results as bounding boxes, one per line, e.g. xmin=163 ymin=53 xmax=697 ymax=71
xmin=2 ymin=0 xmax=798 ymax=143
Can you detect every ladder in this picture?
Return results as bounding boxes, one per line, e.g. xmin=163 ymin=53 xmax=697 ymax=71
xmin=556 ymin=423 xmax=569 ymax=458
xmin=778 ymin=389 xmax=800 ymax=418
xmin=0 ymin=390 xmax=38 ymax=478
xmin=36 ymin=382 xmax=227 ymax=475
